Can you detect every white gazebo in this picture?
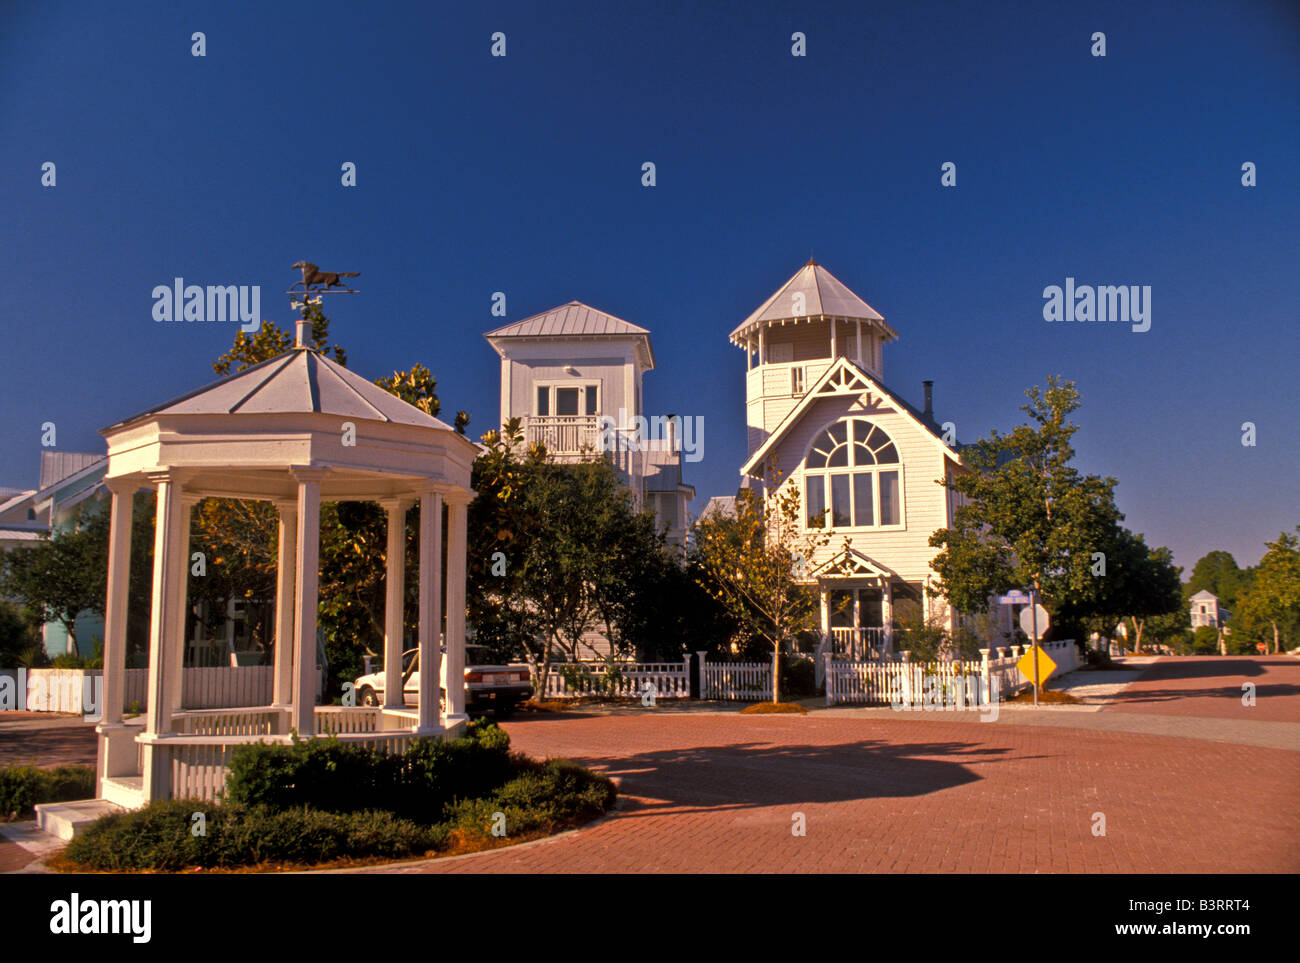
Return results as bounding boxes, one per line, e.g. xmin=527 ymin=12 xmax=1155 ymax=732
xmin=95 ymin=320 xmax=479 ymax=807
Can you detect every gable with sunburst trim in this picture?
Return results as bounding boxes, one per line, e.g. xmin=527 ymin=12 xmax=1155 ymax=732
xmin=809 ymin=546 xmax=897 ymax=581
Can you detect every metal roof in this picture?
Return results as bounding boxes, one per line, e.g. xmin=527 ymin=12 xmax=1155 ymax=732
xmin=102 ymin=346 xmax=457 ymax=433
xmin=485 ymin=301 xmax=650 ymax=339
xmin=39 ymin=452 xmax=105 ymax=490
xmin=729 ymin=260 xmax=892 ymax=342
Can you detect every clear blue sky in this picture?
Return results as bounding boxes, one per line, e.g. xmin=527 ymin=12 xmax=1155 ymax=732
xmin=1 ymin=0 xmax=1296 ymax=572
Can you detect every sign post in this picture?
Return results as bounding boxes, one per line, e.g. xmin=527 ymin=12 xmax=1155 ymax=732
xmin=1015 ymin=589 xmax=1052 ymax=705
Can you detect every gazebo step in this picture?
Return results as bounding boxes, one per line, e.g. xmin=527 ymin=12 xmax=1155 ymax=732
xmin=100 ymin=775 xmax=147 ymax=811
xmin=35 ymin=798 xmax=125 ymax=841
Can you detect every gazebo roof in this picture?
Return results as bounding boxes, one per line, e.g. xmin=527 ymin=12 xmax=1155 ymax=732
xmin=729 ymin=260 xmax=896 ymax=344
xmin=98 ymin=341 xmax=478 ymax=501
xmin=102 ymin=345 xmax=456 ymax=433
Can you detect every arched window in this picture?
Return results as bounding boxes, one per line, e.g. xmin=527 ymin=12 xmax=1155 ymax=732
xmin=804 ymin=419 xmax=902 ymax=529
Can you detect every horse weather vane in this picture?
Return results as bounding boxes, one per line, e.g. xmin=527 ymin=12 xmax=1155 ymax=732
xmin=288 ymin=260 xmax=360 ymax=317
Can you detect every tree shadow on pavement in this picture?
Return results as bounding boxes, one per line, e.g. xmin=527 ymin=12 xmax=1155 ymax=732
xmin=555 ymin=737 xmax=1027 ymax=815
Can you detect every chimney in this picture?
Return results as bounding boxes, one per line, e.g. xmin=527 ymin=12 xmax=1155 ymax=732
xmin=296 ymin=318 xmax=311 ymax=348
xmin=922 ymin=380 xmax=934 ymax=419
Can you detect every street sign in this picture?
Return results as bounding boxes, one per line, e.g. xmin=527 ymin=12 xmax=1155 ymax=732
xmin=1017 ymin=645 xmax=1057 ymax=686
xmin=1018 ymin=604 xmax=1051 ymax=640
xmin=999 ymin=590 xmax=1031 ymax=605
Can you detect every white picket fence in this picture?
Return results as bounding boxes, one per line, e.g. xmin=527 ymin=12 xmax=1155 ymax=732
xmin=2 ymin=665 xmax=315 ymax=713
xmin=826 ymin=640 xmax=1079 ymax=706
xmin=542 ymin=660 xmax=692 ymax=699
xmin=700 ymin=660 xmax=772 ymax=700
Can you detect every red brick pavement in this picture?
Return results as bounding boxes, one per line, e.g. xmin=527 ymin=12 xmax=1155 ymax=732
xmin=1102 ymin=656 xmax=1300 ymax=723
xmin=364 ymin=712 xmax=1299 ymax=874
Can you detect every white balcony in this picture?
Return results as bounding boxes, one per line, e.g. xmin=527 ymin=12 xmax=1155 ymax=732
xmin=525 ymin=415 xmax=601 ymax=454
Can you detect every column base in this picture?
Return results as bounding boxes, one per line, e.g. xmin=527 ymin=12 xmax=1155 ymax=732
xmin=412 ymin=724 xmax=446 ymax=738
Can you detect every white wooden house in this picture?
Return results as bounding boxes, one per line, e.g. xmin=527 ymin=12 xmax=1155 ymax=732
xmin=729 ymin=259 xmax=965 ymax=657
xmin=484 ymin=301 xmax=694 ymax=553
xmin=1189 ymin=590 xmax=1226 ymax=629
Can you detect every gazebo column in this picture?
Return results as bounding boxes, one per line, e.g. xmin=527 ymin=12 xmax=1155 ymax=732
xmin=415 ymin=489 xmax=443 ymax=734
xmin=272 ymin=499 xmax=297 ymax=729
xmin=443 ymin=492 xmax=471 ymax=726
xmin=96 ymin=479 xmax=135 ymax=795
xmin=290 ymin=470 xmax=326 ymax=737
xmin=141 ymin=472 xmax=188 ymax=801
xmin=167 ymin=496 xmax=197 ymax=714
xmin=381 ymin=499 xmax=411 ymax=710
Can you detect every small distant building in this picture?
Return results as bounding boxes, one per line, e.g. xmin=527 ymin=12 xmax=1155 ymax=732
xmin=1189 ymin=589 xmax=1228 ymax=629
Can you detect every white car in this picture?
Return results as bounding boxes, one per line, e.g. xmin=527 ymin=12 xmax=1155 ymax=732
xmin=352 ymin=644 xmax=532 ymax=716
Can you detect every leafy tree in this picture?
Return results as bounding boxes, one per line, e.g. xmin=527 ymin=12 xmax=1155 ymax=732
xmin=467 ymin=421 xmax=683 ymax=695
xmin=1066 ymin=528 xmax=1183 ymax=653
xmin=1235 ymin=527 xmax=1300 ymax=654
xmin=0 ymin=503 xmax=110 ymax=656
xmin=691 ymin=468 xmax=833 ymax=703
xmin=0 ymin=600 xmax=46 ymax=666
xmin=1185 ymin=550 xmax=1250 ymax=611
xmin=929 ymin=377 xmax=1126 ymax=697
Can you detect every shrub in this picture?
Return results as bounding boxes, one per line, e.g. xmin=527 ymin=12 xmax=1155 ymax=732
xmin=62 ymin=799 xmax=439 ymax=871
xmin=779 ymin=655 xmax=817 ymax=697
xmin=1192 ymin=626 xmax=1221 ymax=655
xmin=224 ymin=720 xmax=516 ymax=823
xmin=0 ymin=764 xmax=95 ymax=818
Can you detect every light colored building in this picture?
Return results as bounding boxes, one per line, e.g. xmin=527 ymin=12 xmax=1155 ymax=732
xmin=1189 ymin=589 xmax=1227 ymax=629
xmin=484 ymin=300 xmax=694 ymax=552
xmin=729 ymin=259 xmax=966 ymax=657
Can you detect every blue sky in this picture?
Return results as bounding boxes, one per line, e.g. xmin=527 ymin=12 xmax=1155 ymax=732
xmin=1 ymin=0 xmax=1296 ymax=572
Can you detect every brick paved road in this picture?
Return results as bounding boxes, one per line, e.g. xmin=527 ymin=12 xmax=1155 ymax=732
xmin=364 ymin=712 xmax=1299 ymax=874
xmin=6 ymin=658 xmax=1299 ymax=874
xmin=1099 ymin=656 xmax=1300 ymax=723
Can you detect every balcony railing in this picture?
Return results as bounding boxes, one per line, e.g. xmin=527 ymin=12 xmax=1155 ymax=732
xmin=525 ymin=415 xmax=601 ymax=454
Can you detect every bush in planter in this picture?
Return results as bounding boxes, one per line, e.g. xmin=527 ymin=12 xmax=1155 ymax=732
xmin=62 ymin=799 xmax=439 ymax=871
xmin=224 ymin=719 xmax=517 ymax=822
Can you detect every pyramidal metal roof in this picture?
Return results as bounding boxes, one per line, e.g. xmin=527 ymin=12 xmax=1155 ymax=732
xmin=485 ymin=301 xmax=650 ymax=339
xmin=730 ymin=260 xmax=891 ymax=342
xmin=102 ymin=346 xmax=456 ymax=433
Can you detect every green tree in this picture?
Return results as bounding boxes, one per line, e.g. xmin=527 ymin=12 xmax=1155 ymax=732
xmin=930 ymin=377 xmax=1124 ymax=613
xmin=0 ymin=503 xmax=109 ymax=656
xmin=1185 ymin=550 xmax=1250 ymax=611
xmin=691 ymin=468 xmax=833 ymax=703
xmin=1068 ymin=529 xmax=1183 ymax=653
xmin=467 ymin=421 xmax=682 ymax=695
xmin=1235 ymin=527 xmax=1300 ymax=655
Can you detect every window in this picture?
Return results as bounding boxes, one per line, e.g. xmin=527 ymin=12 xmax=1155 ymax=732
xmin=804 ymin=419 xmax=903 ymax=529
xmin=791 ymin=366 xmax=805 ymax=395
xmin=535 ymin=383 xmax=600 ymax=417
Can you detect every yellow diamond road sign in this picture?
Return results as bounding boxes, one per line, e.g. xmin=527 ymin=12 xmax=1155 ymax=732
xmin=1017 ymin=645 xmax=1056 ymax=686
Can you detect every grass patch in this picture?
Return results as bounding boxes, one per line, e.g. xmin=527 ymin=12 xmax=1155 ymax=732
xmin=0 ymin=765 xmax=95 ymax=820
xmin=55 ymin=722 xmax=616 ymax=872
xmin=740 ymin=702 xmax=808 ymax=715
